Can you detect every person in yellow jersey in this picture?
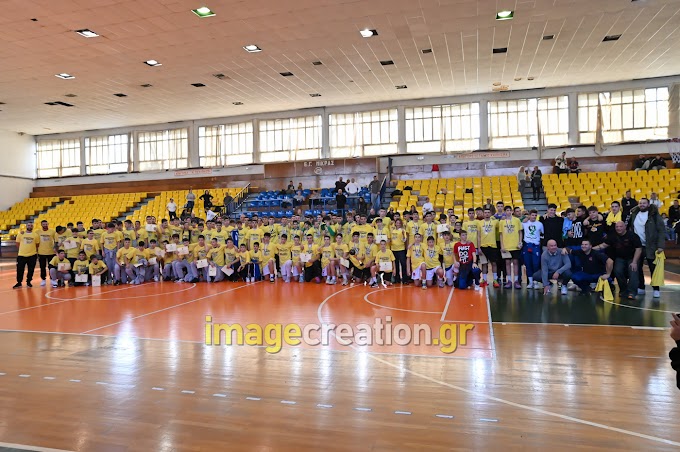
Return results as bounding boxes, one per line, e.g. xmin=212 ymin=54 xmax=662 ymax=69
xmin=55 ymin=226 xmax=69 ymax=251
xmin=479 ymin=208 xmax=500 ymax=288
xmin=462 ymin=208 xmax=481 ymax=249
xmin=247 ymin=219 xmax=263 ymax=251
xmin=436 ymin=214 xmax=450 ymax=248
xmin=350 ymin=214 xmax=375 ymax=245
xmin=390 ymin=218 xmax=408 ymax=284
xmin=91 ymin=220 xmax=105 ymax=243
xmin=206 ymin=238 xmax=227 ymax=283
xmin=276 ymin=234 xmax=294 ymax=283
xmin=371 ymin=208 xmax=392 ymax=229
xmin=331 ymin=233 xmax=350 ymax=285
xmin=172 ymin=237 xmax=199 ymax=283
xmin=72 ymin=251 xmax=91 ymax=287
xmin=36 ymin=220 xmax=57 ymax=287
xmin=342 ymin=216 xmax=356 ymax=244
xmin=114 ymin=238 xmax=133 ymax=285
xmin=48 ymin=249 xmax=71 ymax=288
xmin=371 ymin=239 xmax=395 ymax=288
xmin=440 ymin=231 xmax=457 ymax=287
xmin=122 ymin=220 xmax=137 ymax=247
xmin=373 ymin=218 xmax=390 ymax=246
xmin=347 ymin=232 xmax=366 ymax=285
xmin=260 ymin=233 xmax=278 ymax=283
xmin=88 ymin=254 xmax=109 ymax=285
xmin=363 ymin=234 xmax=379 ymax=283
xmin=406 ymin=211 xmax=421 ymax=247
xmin=145 ymin=240 xmax=162 ymax=282
xmin=14 ymin=221 xmax=40 ymax=288
xmin=100 ymin=222 xmax=120 ymax=285
xmin=289 ymin=235 xmax=304 ymax=283
xmin=125 ymin=241 xmax=148 ymax=285
xmin=213 ymin=221 xmax=229 ymax=245
xmin=222 ymin=238 xmax=240 ymax=282
xmin=423 ymin=236 xmax=445 ymax=289
xmin=276 ymin=217 xmax=291 ymax=243
xmin=190 ymin=236 xmax=210 ymax=282
xmin=499 ymin=206 xmax=524 ymax=289
xmin=418 ymin=212 xmax=437 ymax=247
xmin=80 ymin=230 xmax=101 ymax=260
xmin=162 ymin=235 xmax=180 ymax=281
xmin=237 ymin=243 xmax=253 ymax=282
xmin=406 ymin=233 xmax=426 ymax=289
xmin=190 ymin=222 xmax=205 ymax=244
xmin=75 ymin=221 xmax=87 ymax=239
xmin=64 ymin=228 xmax=82 ymax=271
xmin=319 ymin=235 xmax=337 ymax=285
xmin=302 ymin=234 xmax=322 ymax=283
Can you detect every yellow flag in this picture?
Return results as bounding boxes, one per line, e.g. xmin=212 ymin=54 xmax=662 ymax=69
xmin=651 ymin=251 xmax=666 ymax=287
xmin=595 ymin=278 xmax=613 ymax=301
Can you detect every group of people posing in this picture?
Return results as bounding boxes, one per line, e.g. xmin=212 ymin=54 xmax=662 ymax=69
xmin=14 ymin=190 xmax=666 ymax=298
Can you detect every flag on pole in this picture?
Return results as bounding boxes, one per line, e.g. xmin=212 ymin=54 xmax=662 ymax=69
xmin=594 ymin=95 xmax=606 ymax=155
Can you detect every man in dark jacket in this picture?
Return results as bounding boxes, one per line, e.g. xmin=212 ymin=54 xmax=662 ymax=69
xmin=539 ymin=204 xmax=564 ymax=248
xmin=628 ymin=199 xmax=665 ymax=298
xmin=669 ymin=313 xmax=680 ymax=390
xmin=621 ymin=190 xmax=638 ymax=221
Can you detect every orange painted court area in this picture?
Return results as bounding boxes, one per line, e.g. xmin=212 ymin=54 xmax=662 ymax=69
xmin=0 ymin=266 xmax=493 ymax=359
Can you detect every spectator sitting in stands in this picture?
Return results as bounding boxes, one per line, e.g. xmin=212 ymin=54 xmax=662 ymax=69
xmin=309 ymin=190 xmax=320 ymax=209
xmin=554 ymin=152 xmax=568 ymax=174
xmin=357 ymin=197 xmax=368 ymax=216
xmin=286 ymin=180 xmax=295 ymax=193
xmin=297 ymin=182 xmax=303 ymax=191
xmin=649 ymin=192 xmax=663 ymax=209
xmin=651 ymin=155 xmax=667 ymax=170
xmin=568 ymin=158 xmax=581 ymax=174
xmin=293 ymin=190 xmax=305 ymax=207
xmin=635 ymin=155 xmax=651 ymax=171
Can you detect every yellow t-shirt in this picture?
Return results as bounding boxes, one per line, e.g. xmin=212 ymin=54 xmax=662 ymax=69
xmin=91 ymin=228 xmax=105 ymax=243
xmin=261 ymin=242 xmax=278 ymax=263
xmin=277 ymin=242 xmax=292 ymax=262
xmin=73 ymin=259 xmax=90 ymax=274
xmin=126 ymin=248 xmax=146 ymax=265
xmin=302 ymin=243 xmax=319 ymax=267
xmin=49 ymin=256 xmax=70 ymax=269
xmin=248 ymin=228 xmax=263 ymax=250
xmin=390 ymin=228 xmax=406 ymax=252
xmin=479 ymin=219 xmax=498 ymax=248
xmin=193 ymin=245 xmax=210 ymax=262
xmin=37 ymin=229 xmax=56 ymax=255
xmin=88 ymin=261 xmax=108 ymax=275
xmin=407 ymin=243 xmax=425 ymax=268
xmin=462 ymin=220 xmax=480 ymax=245
xmin=238 ymin=250 xmax=251 ymax=266
xmin=424 ymin=245 xmax=442 ymax=269
xmin=208 ymin=245 xmax=226 ymax=267
xmin=407 ymin=220 xmax=421 ymax=241
xmin=101 ymin=232 xmax=119 ymax=251
xmin=249 ymin=249 xmax=263 ymax=267
xmin=123 ymin=229 xmax=137 ymax=244
xmin=362 ymin=243 xmax=378 ymax=264
xmin=374 ymin=249 xmax=395 ymax=266
xmin=81 ymin=238 xmax=100 ymax=258
xmin=213 ymin=230 xmax=229 ymax=245
xmin=350 ymin=224 xmax=375 ymax=244
xmin=320 ymin=245 xmax=334 ymax=268
xmin=332 ymin=242 xmax=349 ymax=259
xmin=500 ymin=217 xmax=523 ymax=251
xmin=17 ymin=231 xmax=39 ymax=257
xmin=305 ymin=227 xmax=323 ymax=246
xmin=116 ymin=247 xmax=132 ymax=265
xmin=64 ymin=237 xmax=82 ymax=260
xmin=372 ymin=216 xmax=392 ymax=228
xmin=373 ymin=227 xmax=390 ymax=244
xmin=55 ymin=233 xmax=69 ymax=250
xmin=291 ymin=245 xmax=302 ymax=264
xmin=223 ymin=246 xmax=239 ymax=265
xmin=440 ymin=241 xmax=455 ymax=267
xmin=418 ymin=222 xmax=437 ymax=241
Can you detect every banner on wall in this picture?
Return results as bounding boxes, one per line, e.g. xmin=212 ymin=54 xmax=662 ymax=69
xmin=174 ymin=168 xmax=213 ymax=177
xmin=448 ymin=151 xmax=510 ymax=160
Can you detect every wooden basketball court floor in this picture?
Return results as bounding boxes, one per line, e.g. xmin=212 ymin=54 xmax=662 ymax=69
xmin=0 ymin=259 xmax=679 ymax=451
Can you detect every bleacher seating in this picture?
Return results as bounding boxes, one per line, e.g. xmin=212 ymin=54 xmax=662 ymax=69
xmin=392 ymin=176 xmax=523 ymax=216
xmin=243 ymin=188 xmax=371 ymax=215
xmin=0 ymin=197 xmax=61 ymax=232
xmin=543 ymin=169 xmax=679 ymax=214
xmin=130 ymin=188 xmax=244 ymax=223
xmin=32 ymin=193 xmax=148 ymax=229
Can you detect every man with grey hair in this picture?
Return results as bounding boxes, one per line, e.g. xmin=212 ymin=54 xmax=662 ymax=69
xmin=536 ymin=239 xmax=572 ymax=295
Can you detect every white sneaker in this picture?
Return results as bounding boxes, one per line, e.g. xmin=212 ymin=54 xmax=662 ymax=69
xmin=474 ymin=284 xmax=481 ymax=290
xmin=40 ymin=280 xmax=46 ymax=287
xmin=637 ymin=288 xmax=645 ymax=295
xmin=560 ymin=285 xmax=568 ymax=296
xmin=325 ymin=278 xmax=333 ymax=285
xmin=51 ymin=282 xmax=58 ymax=288
xmin=153 ymin=276 xmax=159 ymax=282
xmin=653 ymin=290 xmax=660 ymax=298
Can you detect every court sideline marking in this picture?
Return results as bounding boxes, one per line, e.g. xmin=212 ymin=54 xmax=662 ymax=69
xmin=317 ymin=286 xmax=680 ymax=447
xmin=0 ymin=441 xmax=72 ymax=452
xmin=81 ymin=282 xmax=262 ymax=334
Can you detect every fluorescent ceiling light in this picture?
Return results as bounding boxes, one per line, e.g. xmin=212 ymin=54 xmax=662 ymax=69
xmin=192 ymin=7 xmax=215 ymax=17
xmin=55 ymin=73 xmax=75 ymax=79
xmin=360 ymin=29 xmax=378 ymax=38
xmin=496 ymin=10 xmax=514 ymax=20
xmin=75 ymin=29 xmax=99 ymax=38
xmin=144 ymin=60 xmax=162 ymax=66
xmin=243 ymin=44 xmax=262 ymax=53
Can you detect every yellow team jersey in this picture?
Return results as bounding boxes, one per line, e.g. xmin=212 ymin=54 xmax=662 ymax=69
xmin=479 ymin=219 xmax=498 ymax=248
xmin=184 ymin=243 xmax=197 ymax=263
xmin=190 ymin=228 xmax=202 ymax=244
xmin=441 ymin=241 xmax=455 ymax=267
xmin=418 ymin=222 xmax=437 ymax=241
xmin=73 ymin=259 xmax=90 ymax=274
xmin=407 ymin=220 xmax=421 ymax=241
xmin=332 ymin=243 xmax=349 ymax=259
xmin=202 ymin=228 xmax=216 ymax=243
xmin=320 ymin=245 xmax=334 ymax=268
xmin=238 ymin=250 xmax=251 ymax=266
xmin=37 ymin=229 xmax=56 ymax=255
xmin=248 ymin=228 xmax=263 ymax=250
xmin=116 ymin=247 xmax=132 ymax=265
xmin=350 ymin=224 xmax=375 ymax=243
xmin=424 ymin=245 xmax=442 ymax=269
xmin=342 ymin=222 xmax=355 ymax=243
xmin=101 ymin=232 xmax=119 ymax=251
xmin=291 ymin=245 xmax=302 ymax=264
xmin=500 ymin=217 xmax=523 ymax=251
xmin=55 ymin=233 xmax=68 ymax=250
xmin=362 ymin=243 xmax=378 ymax=263
xmin=407 ymin=243 xmax=426 ymax=268
xmin=208 ymin=245 xmax=226 ymax=267
xmin=64 ymin=237 xmax=82 ymax=260
xmin=193 ymin=245 xmax=210 ymax=262
xmin=88 ymin=261 xmax=107 ymax=275
xmin=122 ymin=229 xmax=137 ymax=244
xmin=277 ymin=242 xmax=292 ymax=262
xmin=223 ymin=246 xmax=239 ymax=265
xmin=214 ymin=230 xmax=230 ymax=245
xmin=302 ymin=243 xmax=318 ymax=267
xmin=374 ymin=249 xmax=395 ymax=266
xmin=305 ymin=227 xmax=323 ymax=246
xmin=372 ymin=217 xmax=392 ymax=228
xmin=49 ymin=256 xmax=70 ymax=268
xmin=260 ymin=242 xmax=278 ymax=263
xmin=81 ymin=238 xmax=100 ymax=258
xmin=249 ymin=249 xmax=263 ymax=267
xmin=276 ymin=224 xmax=290 ymax=240
xmin=17 ymin=231 xmax=39 ymax=257
xmin=77 ymin=229 xmax=88 ymax=239
xmin=390 ymin=228 xmax=406 ymax=251
xmin=374 ymin=227 xmax=390 ymax=244
xmin=462 ymin=220 xmax=480 ymax=245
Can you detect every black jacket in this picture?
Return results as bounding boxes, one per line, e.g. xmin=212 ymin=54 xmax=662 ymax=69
xmin=670 ymin=341 xmax=680 ymax=390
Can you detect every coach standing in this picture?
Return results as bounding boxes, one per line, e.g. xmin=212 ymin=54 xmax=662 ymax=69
xmin=14 ymin=221 xmax=39 ymax=289
xmin=629 ymin=198 xmax=665 ymax=298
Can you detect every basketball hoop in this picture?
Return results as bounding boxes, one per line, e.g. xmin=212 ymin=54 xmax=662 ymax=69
xmin=668 ymin=138 xmax=680 ymax=164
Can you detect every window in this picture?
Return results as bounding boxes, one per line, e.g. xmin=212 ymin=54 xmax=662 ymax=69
xmin=488 ymin=96 xmax=569 ymax=149
xmin=406 ymin=103 xmax=480 ymax=153
xmin=329 ymin=109 xmax=398 ymax=157
xmin=85 ymin=134 xmax=129 ymax=175
xmin=198 ymin=122 xmax=254 ymax=167
xmin=36 ymin=139 xmax=81 ymax=178
xmin=138 ymin=128 xmax=188 ymax=171
xmin=578 ymin=88 xmax=669 ymax=143
xmin=259 ymin=115 xmax=321 ymax=162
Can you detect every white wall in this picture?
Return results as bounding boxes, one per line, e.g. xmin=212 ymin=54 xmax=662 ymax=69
xmin=0 ymin=130 xmax=35 ymax=209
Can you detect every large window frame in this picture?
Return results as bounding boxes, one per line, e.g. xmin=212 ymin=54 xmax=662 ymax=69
xmin=198 ymin=122 xmax=254 ymax=167
xmin=259 ymin=115 xmax=321 ymax=162
xmin=85 ymin=134 xmax=130 ymax=175
xmin=329 ymin=109 xmax=398 ymax=158
xmin=36 ymin=138 xmax=81 ymax=178
xmin=405 ymin=103 xmax=480 ymax=153
xmin=488 ymin=96 xmax=568 ymax=149
xmin=138 ymin=128 xmax=189 ymax=171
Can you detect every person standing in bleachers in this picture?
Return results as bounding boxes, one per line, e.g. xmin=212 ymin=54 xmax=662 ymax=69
xmin=167 ymin=198 xmax=178 ymax=221
xmin=628 ymin=198 xmax=665 ymax=298
xmin=621 ymin=190 xmax=638 ymax=223
xmin=530 ymin=166 xmax=542 ymax=201
xmin=186 ymin=189 xmax=196 ymax=213
xmin=14 ymin=221 xmax=39 ymax=289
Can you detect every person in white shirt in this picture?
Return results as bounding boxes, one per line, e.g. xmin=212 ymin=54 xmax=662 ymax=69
xmin=422 ymin=197 xmax=434 ymax=213
xmin=649 ymin=192 xmax=663 ymax=209
xmin=344 ymin=178 xmax=360 ymax=209
xmin=522 ymin=209 xmax=544 ymax=288
xmin=167 ymin=198 xmax=178 ymax=221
